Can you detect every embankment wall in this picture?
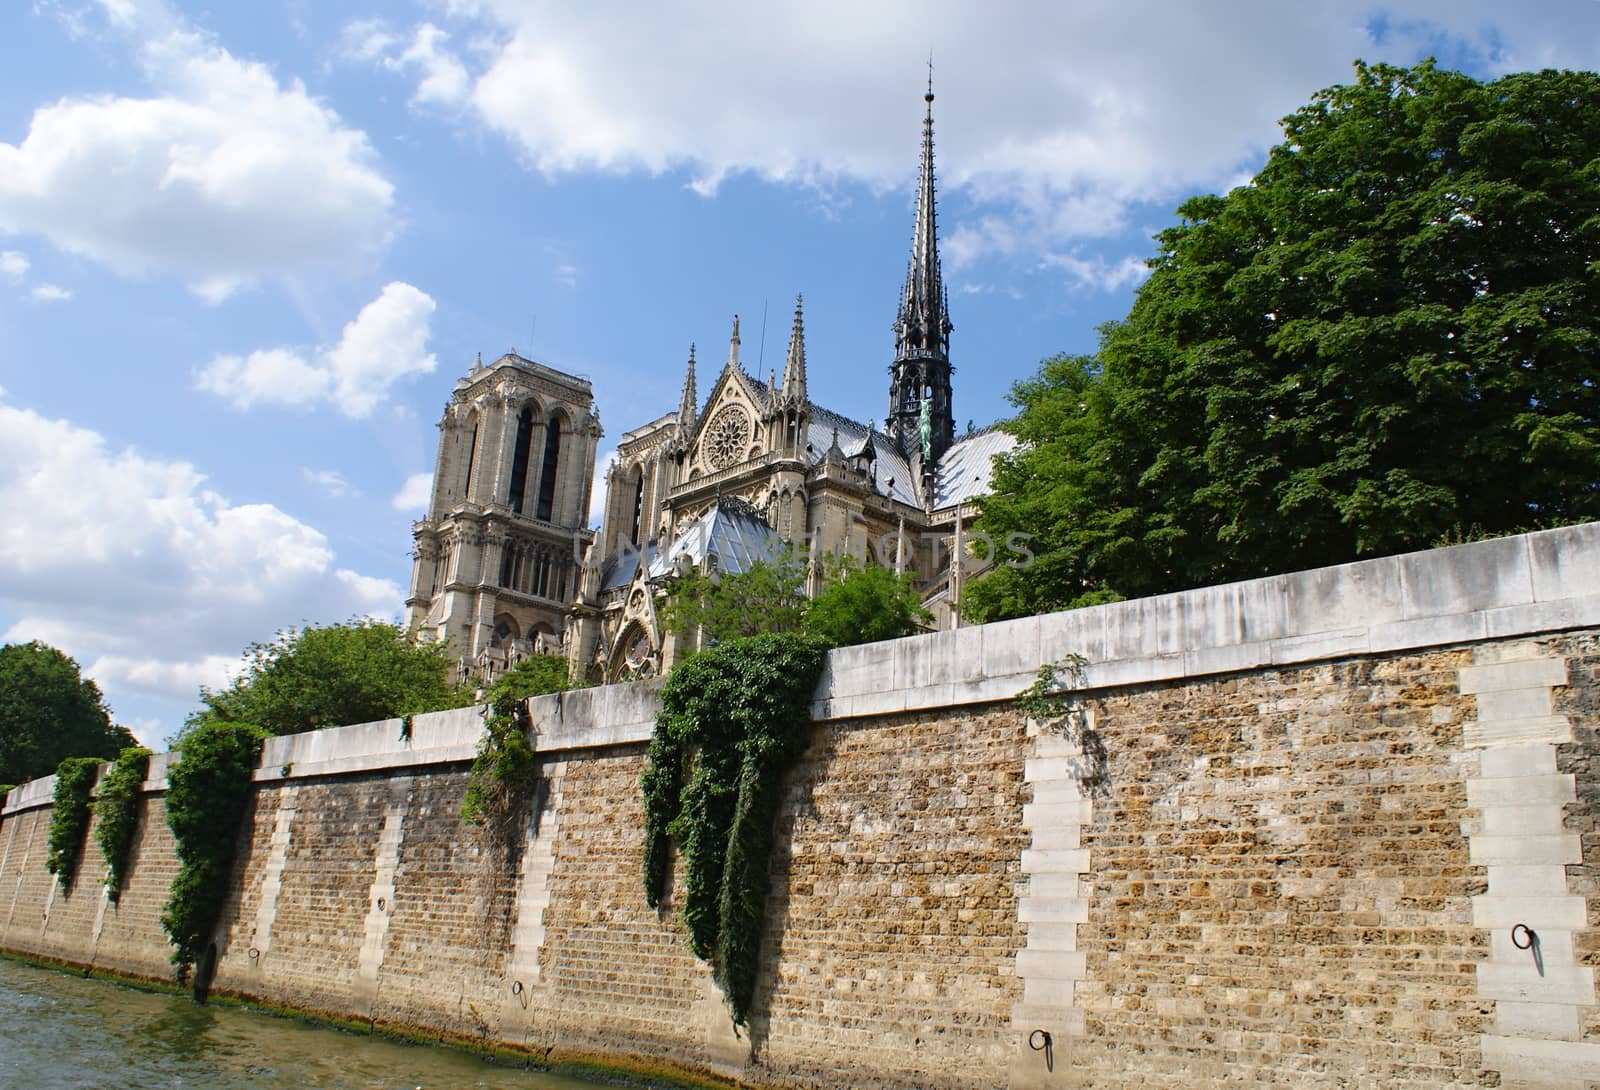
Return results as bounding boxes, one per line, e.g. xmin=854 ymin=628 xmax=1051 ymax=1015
xmin=3 ymin=523 xmax=1599 ymax=1088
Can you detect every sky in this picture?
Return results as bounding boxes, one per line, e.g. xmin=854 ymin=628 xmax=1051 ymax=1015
xmin=3 ymin=0 xmax=1598 ymax=751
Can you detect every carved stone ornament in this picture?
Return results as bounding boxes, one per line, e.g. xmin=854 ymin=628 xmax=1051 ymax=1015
xmin=702 ymin=405 xmax=751 ymax=471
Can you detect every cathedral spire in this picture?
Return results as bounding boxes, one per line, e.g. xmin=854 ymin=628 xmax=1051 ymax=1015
xmin=678 ymin=344 xmax=698 ymax=429
xmin=888 ymin=74 xmax=955 ymax=466
xmin=781 ymin=294 xmax=807 ymax=403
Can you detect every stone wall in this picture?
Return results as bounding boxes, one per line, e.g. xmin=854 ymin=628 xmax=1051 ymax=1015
xmin=3 ymin=523 xmax=1599 ymax=1088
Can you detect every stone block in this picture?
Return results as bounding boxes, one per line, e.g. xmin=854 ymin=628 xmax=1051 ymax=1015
xmin=1468 ymin=773 xmax=1576 ymax=808
xmin=1482 ymin=1034 xmax=1600 ymax=1084
xmin=1477 ymin=963 xmax=1596 ymax=1006
xmin=982 ymin=614 xmax=1042 ymax=680
xmin=1472 ymin=894 xmax=1589 ymax=931
xmin=1020 ymin=848 xmax=1091 ymax=874
xmin=1367 ymin=611 xmax=1489 ymax=656
xmin=1494 ymin=1001 xmax=1582 ymax=1042
xmin=1398 ymin=533 xmax=1534 ymax=619
xmin=1475 ymin=686 xmax=1557 ymax=721
xmin=1469 ymin=833 xmax=1582 ymax=866
xmin=1283 ymin=554 xmax=1406 ymax=634
xmin=1018 ymin=898 xmax=1089 ymax=924
xmin=1486 ymin=596 xmax=1600 ymax=640
xmin=1024 ymin=922 xmax=1081 ymax=951
xmin=1015 ymin=949 xmax=1087 ymax=982
xmin=1478 ymin=802 xmax=1569 ymax=838
xmin=1268 ymin=626 xmax=1371 ymax=667
xmin=1020 ymin=976 xmax=1083 ymax=1008
xmin=1460 ymin=657 xmax=1570 ymax=695
xmin=1484 ymin=864 xmax=1581 ymax=898
xmin=1528 ymin=521 xmax=1600 ymax=603
xmin=1478 ymin=746 xmax=1558 ymax=779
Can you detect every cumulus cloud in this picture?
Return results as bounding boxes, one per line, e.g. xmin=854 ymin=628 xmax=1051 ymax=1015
xmin=0 ymin=250 xmax=28 ymax=280
xmin=196 ymin=281 xmax=437 ymax=418
xmin=0 ymin=1 xmax=394 ymax=299
xmin=341 ymin=19 xmax=470 ymax=107
xmin=29 ymin=283 xmax=72 ymax=302
xmin=411 ymin=1 xmax=1600 ymax=276
xmin=0 ymin=400 xmax=402 ymax=728
xmin=390 ymin=472 xmax=433 ymax=512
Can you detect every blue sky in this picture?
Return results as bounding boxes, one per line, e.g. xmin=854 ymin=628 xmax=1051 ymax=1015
xmin=2 ymin=0 xmax=1596 ymax=749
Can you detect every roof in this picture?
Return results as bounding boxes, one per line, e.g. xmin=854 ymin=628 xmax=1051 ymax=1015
xmin=646 ymin=496 xmax=782 ymax=580
xmin=933 ymin=425 xmax=1017 ymax=509
xmin=600 ymin=542 xmax=657 ymax=592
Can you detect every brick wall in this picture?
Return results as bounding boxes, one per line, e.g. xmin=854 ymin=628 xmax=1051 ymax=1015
xmin=0 ymin=525 xmax=1596 ymax=1088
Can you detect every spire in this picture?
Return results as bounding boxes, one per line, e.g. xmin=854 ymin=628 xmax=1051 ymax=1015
xmin=677 ymin=344 xmax=698 ymax=429
xmin=780 ymin=294 xmax=807 ymax=403
xmin=725 ymin=314 xmax=741 ymax=371
xmin=887 ymin=72 xmax=956 ymax=466
xmin=895 ymin=68 xmax=951 ymax=365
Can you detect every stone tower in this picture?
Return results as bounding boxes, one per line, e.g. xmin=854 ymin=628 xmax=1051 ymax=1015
xmin=405 ymin=352 xmax=602 ymax=675
xmin=886 ymin=74 xmax=955 ymax=493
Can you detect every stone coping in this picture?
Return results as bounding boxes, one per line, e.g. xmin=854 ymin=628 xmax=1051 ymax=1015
xmin=4 ymin=521 xmax=1596 ymax=815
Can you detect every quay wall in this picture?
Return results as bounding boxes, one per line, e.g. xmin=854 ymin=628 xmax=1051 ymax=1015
xmin=3 ymin=523 xmax=1599 ymax=1088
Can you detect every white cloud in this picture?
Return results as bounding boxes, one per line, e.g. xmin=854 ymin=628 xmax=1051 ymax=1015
xmin=0 ymin=250 xmax=28 ymax=280
xmin=196 ymin=281 xmax=437 ymax=417
xmin=0 ymin=401 xmax=401 ymax=728
xmin=302 ymin=467 xmax=356 ymax=498
xmin=29 ymin=283 xmax=72 ymax=302
xmin=0 ymin=4 xmax=394 ymax=299
xmin=391 ymin=471 xmax=433 ymax=512
xmin=419 ymin=1 xmax=1600 ymax=277
xmin=341 ymin=19 xmax=470 ymax=108
xmin=1039 ymin=252 xmax=1152 ymax=294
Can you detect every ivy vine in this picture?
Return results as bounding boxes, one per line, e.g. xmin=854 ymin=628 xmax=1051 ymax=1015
xmin=642 ymin=631 xmax=827 ymax=1026
xmin=95 ymin=746 xmax=151 ymax=904
xmin=161 ymin=721 xmax=267 ymax=978
xmin=461 ymin=690 xmax=537 ymax=829
xmin=45 ymin=756 xmax=102 ymax=888
xmin=1015 ymin=652 xmax=1108 ymax=795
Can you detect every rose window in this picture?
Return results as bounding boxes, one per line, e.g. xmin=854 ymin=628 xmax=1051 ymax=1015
xmin=703 ymin=406 xmax=751 ymax=470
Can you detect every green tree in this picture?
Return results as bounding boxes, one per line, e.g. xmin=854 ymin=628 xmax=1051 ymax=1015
xmin=485 ymin=653 xmax=580 ymax=704
xmin=805 ymin=555 xmax=931 ymax=647
xmin=0 ymin=642 xmax=134 ymax=785
xmin=192 ymin=620 xmax=469 ymax=737
xmin=659 ymin=554 xmax=808 ymax=645
xmin=968 ymin=60 xmax=1600 ymax=622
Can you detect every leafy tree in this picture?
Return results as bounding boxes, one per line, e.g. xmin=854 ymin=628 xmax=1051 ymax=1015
xmin=192 ymin=619 xmax=470 ymax=737
xmin=805 ymin=555 xmax=931 ymax=647
xmin=0 ymin=642 xmax=134 ymax=785
xmin=485 ymin=653 xmax=581 ymax=704
xmin=659 ymin=554 xmax=808 ymax=645
xmin=967 ymin=60 xmax=1600 ymax=622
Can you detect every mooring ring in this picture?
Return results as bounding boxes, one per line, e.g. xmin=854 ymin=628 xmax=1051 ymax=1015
xmin=511 ymin=980 xmax=524 ymax=995
xmin=1512 ymin=923 xmax=1536 ymax=950
xmin=1028 ymin=1029 xmax=1051 ymax=1051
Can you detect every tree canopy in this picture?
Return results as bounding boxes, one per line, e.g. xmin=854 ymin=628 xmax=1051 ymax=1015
xmin=191 ymin=620 xmax=470 ymax=737
xmin=661 ymin=550 xmax=929 ymax=650
xmin=0 ymin=641 xmax=134 ymax=784
xmin=966 ymin=60 xmax=1600 ymax=622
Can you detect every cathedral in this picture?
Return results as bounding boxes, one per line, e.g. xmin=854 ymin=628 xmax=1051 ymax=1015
xmin=403 ymin=81 xmax=1015 ymax=683
xmin=567 ymin=81 xmax=1015 ymax=682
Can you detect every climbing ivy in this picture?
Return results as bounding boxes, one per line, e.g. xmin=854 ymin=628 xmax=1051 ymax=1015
xmin=1015 ymin=653 xmax=1108 ymax=795
xmin=641 ymin=631 xmax=827 ymax=1026
xmin=45 ymin=756 xmax=101 ymax=888
xmin=161 ymin=721 xmax=267 ymax=978
xmin=460 ymin=690 xmax=537 ymax=828
xmin=95 ymin=746 xmax=151 ymax=904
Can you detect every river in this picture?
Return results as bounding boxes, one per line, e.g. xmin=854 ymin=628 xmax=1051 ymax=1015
xmin=0 ymin=957 xmax=636 ymax=1090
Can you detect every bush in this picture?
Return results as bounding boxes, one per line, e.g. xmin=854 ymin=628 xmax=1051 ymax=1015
xmin=45 ymin=756 xmax=102 ymax=888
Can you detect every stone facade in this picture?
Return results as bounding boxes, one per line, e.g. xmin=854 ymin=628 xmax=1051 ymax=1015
xmin=3 ymin=523 xmax=1599 ymax=1088
xmin=404 ymin=352 xmax=601 ymax=676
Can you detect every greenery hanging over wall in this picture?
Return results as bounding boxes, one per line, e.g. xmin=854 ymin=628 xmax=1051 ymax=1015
xmin=460 ymin=654 xmax=580 ymax=827
xmin=641 ymin=631 xmax=827 ymax=1026
xmin=162 ymin=721 xmax=267 ymax=978
xmin=95 ymin=746 xmax=151 ymax=904
xmin=45 ymin=756 xmax=102 ymax=888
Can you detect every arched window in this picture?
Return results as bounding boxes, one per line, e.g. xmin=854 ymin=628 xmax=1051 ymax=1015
xmin=535 ymin=413 xmax=562 ymax=521
xmin=463 ymin=420 xmax=480 ymax=495
xmin=629 ymin=467 xmax=645 ymax=546
xmin=507 ymin=406 xmax=534 ymax=513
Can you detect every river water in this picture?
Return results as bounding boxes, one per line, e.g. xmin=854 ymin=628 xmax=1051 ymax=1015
xmin=0 ymin=957 xmax=630 ymax=1090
